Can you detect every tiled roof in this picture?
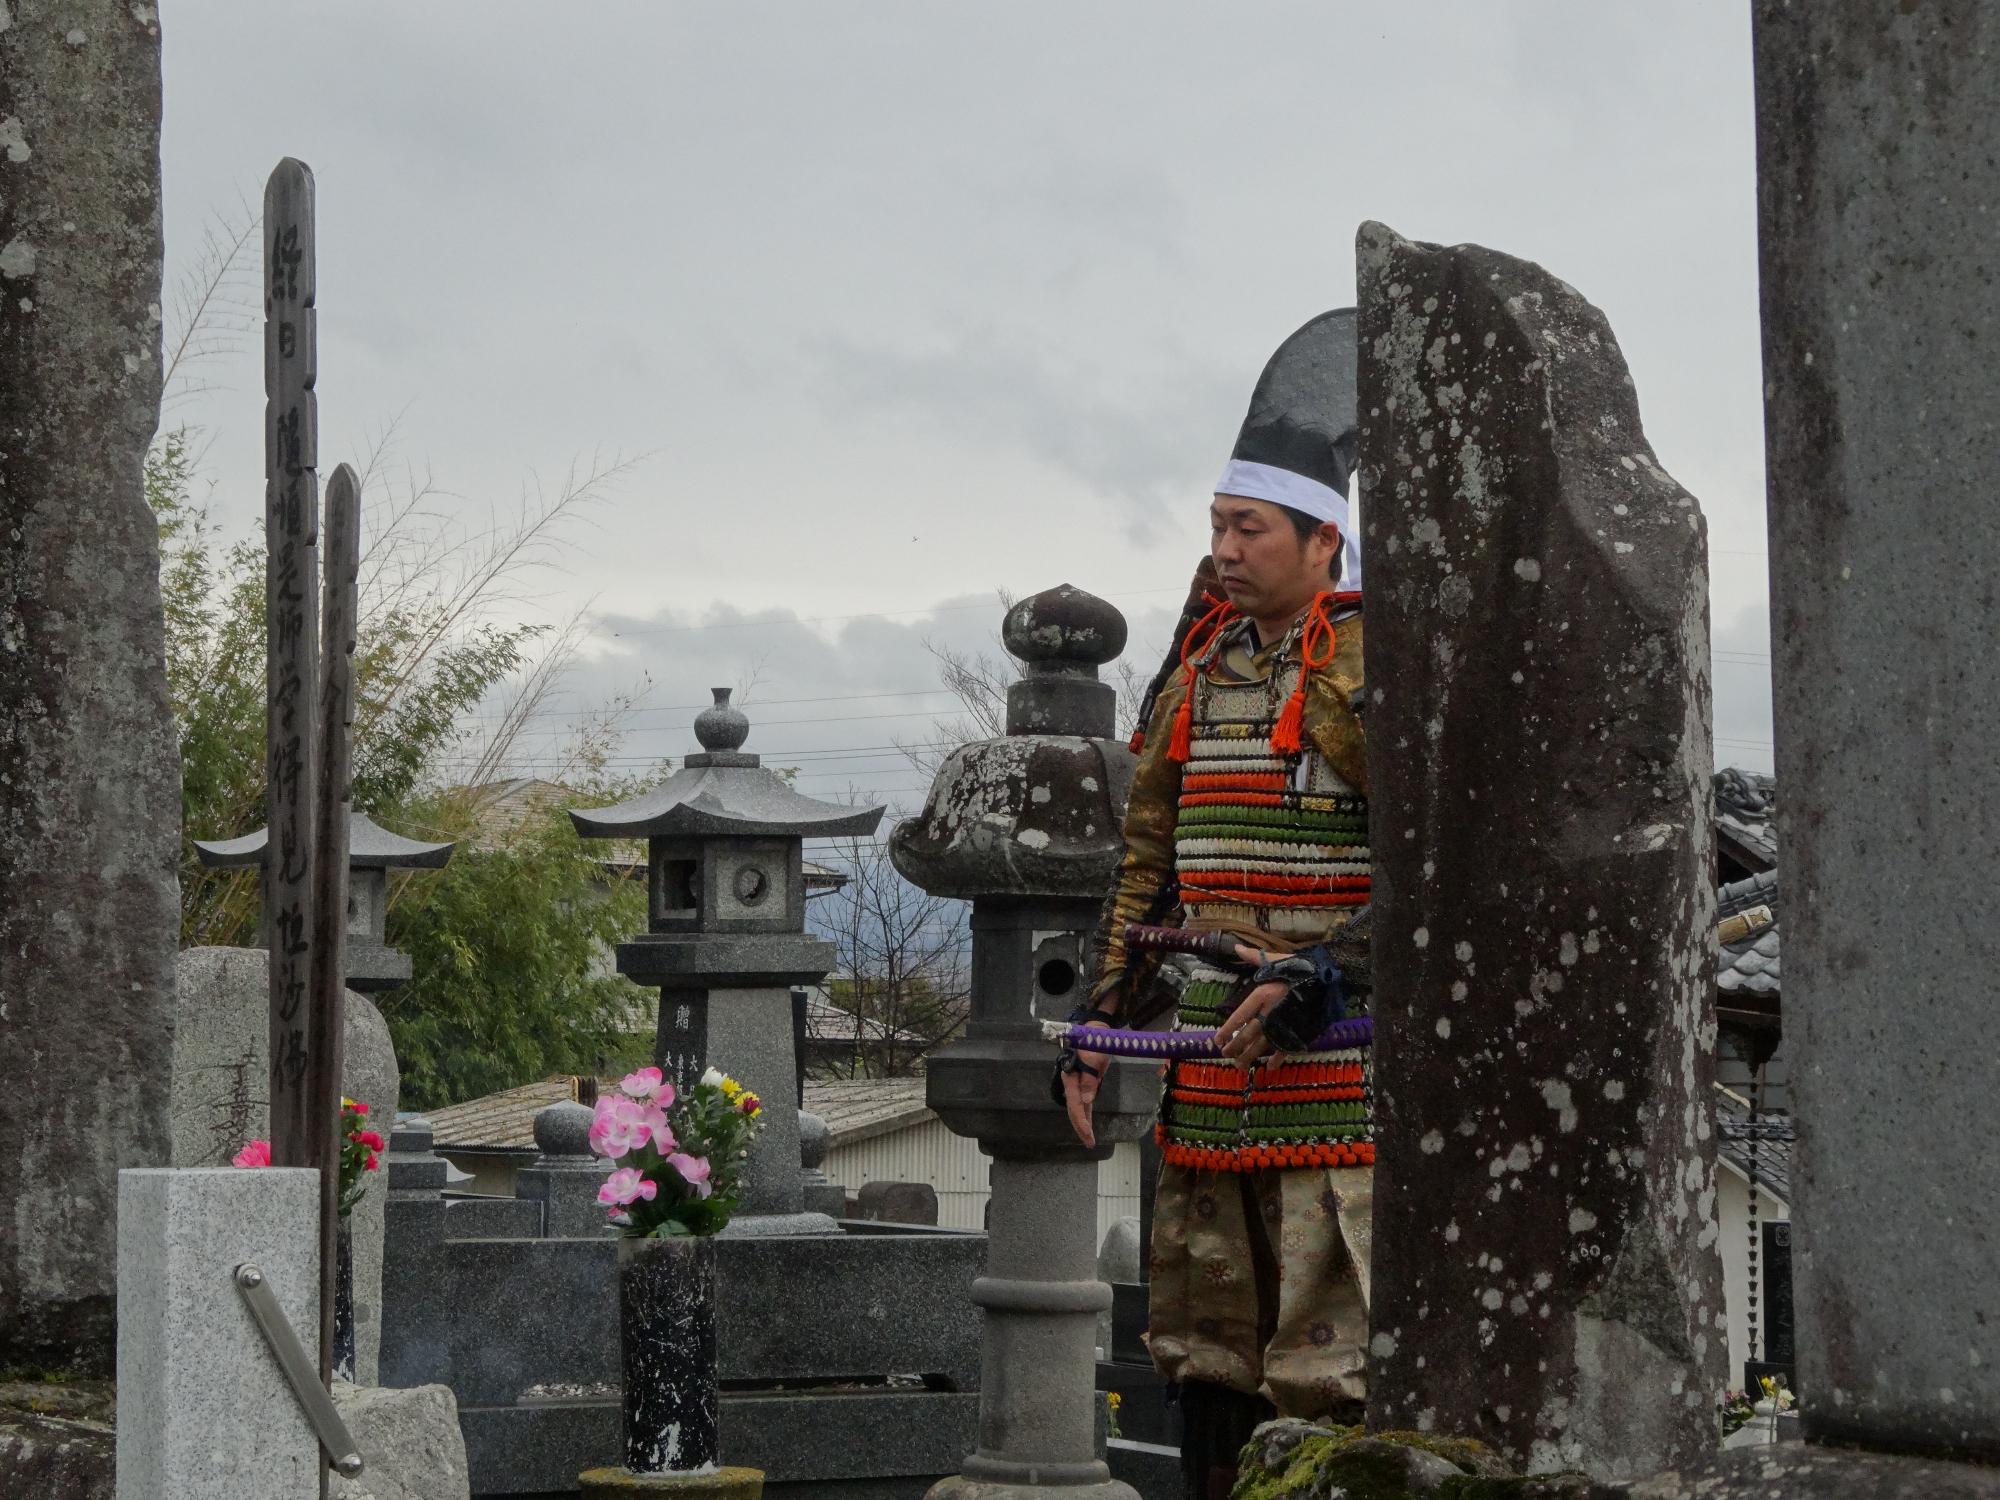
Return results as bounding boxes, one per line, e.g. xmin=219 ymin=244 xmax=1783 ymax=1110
xmin=803 ymin=1077 xmax=934 ymax=1146
xmin=1716 ymin=1110 xmax=1793 ymax=1204
xmin=424 ymin=1078 xmax=573 ymax=1150
xmin=1719 ymin=869 xmax=1780 ymax=998
xmin=1715 ymin=767 xmax=1778 ymax=874
xmin=422 ymin=1073 xmax=933 ymax=1152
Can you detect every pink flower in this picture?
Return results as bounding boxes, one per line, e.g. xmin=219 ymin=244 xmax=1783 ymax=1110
xmin=598 ymin=1167 xmax=659 ymax=1207
xmin=620 ymin=1066 xmax=674 ymax=1109
xmin=666 ymin=1152 xmax=713 ymax=1200
xmin=349 ymin=1101 xmax=369 ymax=1116
xmin=355 ymin=1130 xmax=386 ymax=1152
xmin=232 ymin=1140 xmax=272 ymax=1168
xmin=590 ymin=1097 xmax=674 ymax=1159
xmin=364 ymin=1153 xmax=380 ymax=1172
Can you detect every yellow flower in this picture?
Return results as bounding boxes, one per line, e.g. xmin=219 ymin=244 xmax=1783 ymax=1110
xmin=1106 ymin=1392 xmax=1122 ymax=1411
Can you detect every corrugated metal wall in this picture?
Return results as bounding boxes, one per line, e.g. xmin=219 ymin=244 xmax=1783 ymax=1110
xmin=824 ymin=1119 xmax=1144 ymax=1250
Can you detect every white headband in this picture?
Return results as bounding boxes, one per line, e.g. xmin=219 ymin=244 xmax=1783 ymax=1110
xmin=1215 ymin=458 xmax=1361 ymax=590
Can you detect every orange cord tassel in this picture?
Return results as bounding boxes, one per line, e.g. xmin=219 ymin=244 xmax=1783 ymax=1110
xmin=1269 ymin=689 xmax=1306 ymax=755
xmin=1269 ymin=592 xmax=1338 ymax=757
xmin=1165 ymin=593 xmax=1239 ymax=764
xmin=1167 ymin=667 xmax=1196 ymax=762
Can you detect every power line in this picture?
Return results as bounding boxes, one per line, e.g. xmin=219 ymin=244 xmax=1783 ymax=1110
xmin=596 ymin=585 xmax=1189 ymax=641
xmin=467 ymin=687 xmax=963 ymax=724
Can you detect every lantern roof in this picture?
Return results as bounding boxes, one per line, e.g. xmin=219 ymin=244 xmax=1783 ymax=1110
xmin=569 ymin=689 xmax=885 ymax=842
xmin=194 ymin=809 xmax=457 ymax=870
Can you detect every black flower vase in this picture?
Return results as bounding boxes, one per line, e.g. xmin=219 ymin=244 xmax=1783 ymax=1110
xmin=333 ymin=1217 xmax=356 ymax=1382
xmin=619 ymin=1234 xmax=719 ymax=1472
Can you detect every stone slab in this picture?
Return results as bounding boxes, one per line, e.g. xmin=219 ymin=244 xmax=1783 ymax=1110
xmin=0 ymin=1 xmax=176 ymax=1378
xmin=856 ymin=1180 xmax=939 ymax=1226
xmin=1105 ymin=1438 xmax=1181 ymax=1500
xmin=715 ymin=1230 xmax=983 ymax=1390
xmin=447 ymin=1239 xmax=618 ymax=1405
xmin=1751 ymin=2 xmax=2000 ymax=1459
xmin=459 ymin=1400 xmax=620 ymax=1496
xmin=446 ymin=1197 xmax=548 ymax=1239
xmin=0 ymin=1377 xmax=115 ymax=1500
xmin=331 ymin=1379 xmax=472 ymax=1500
xmin=1097 ymin=1361 xmax=1180 ymax=1449
xmin=1356 ymin=221 xmax=1722 ymax=1477
xmin=720 ymin=1390 xmax=977 ymax=1481
xmin=1608 ymin=1443 xmax=2000 ymax=1500
xmin=116 ymin=1167 xmax=319 ymax=1499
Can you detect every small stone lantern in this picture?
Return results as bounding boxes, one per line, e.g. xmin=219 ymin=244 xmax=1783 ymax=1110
xmin=570 ymin=689 xmax=883 ymax=1232
xmin=891 ymin=584 xmax=1154 ymax=1500
xmin=195 ymin=810 xmax=454 ymax=991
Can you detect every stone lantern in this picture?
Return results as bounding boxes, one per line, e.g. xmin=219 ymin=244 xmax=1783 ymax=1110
xmin=570 ymin=689 xmax=883 ymax=1232
xmin=891 ymin=584 xmax=1154 ymax=1500
xmin=195 ymin=809 xmax=454 ymax=992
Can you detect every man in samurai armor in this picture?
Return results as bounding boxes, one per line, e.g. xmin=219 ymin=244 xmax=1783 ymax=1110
xmin=1060 ymin=309 xmax=1373 ymax=1499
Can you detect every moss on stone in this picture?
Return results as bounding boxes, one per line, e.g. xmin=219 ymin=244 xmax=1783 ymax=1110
xmin=1232 ymin=1421 xmax=1596 ymax=1500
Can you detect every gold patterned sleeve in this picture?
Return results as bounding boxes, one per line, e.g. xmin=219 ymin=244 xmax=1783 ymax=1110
xmin=1306 ymin=611 xmax=1368 ymax=794
xmin=1087 ymin=670 xmax=1189 ymax=1015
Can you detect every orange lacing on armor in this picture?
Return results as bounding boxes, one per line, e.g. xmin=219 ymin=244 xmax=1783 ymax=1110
xmin=1166 ymin=594 xmax=1240 ymax=763
xmin=1269 ymin=591 xmax=1338 ymax=756
xmin=1156 ymin=1125 xmax=1375 ymax=1173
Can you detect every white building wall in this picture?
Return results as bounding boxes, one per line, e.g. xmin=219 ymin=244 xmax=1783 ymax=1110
xmin=824 ymin=1118 xmax=1145 ymax=1249
xmin=1716 ymin=1166 xmax=1789 ymax=1390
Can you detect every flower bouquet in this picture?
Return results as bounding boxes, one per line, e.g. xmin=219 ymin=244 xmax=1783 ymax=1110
xmin=589 ymin=1066 xmax=764 ymax=1238
xmin=232 ymin=1096 xmax=385 ymax=1215
xmin=232 ymin=1097 xmax=384 ymax=1380
xmin=589 ymin=1065 xmax=766 ymax=1477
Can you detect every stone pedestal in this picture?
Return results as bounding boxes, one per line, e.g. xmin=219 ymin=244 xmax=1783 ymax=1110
xmin=579 ymin=1467 xmax=764 ymax=1497
xmin=116 ymin=1167 xmax=320 ymax=1499
xmin=1751 ymin=0 xmax=2000 ymax=1467
xmin=1356 ymin=221 xmax=1722 ymax=1478
xmin=515 ymin=1101 xmax=613 ymax=1240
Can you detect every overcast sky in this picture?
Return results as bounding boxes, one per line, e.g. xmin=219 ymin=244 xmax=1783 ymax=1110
xmin=159 ymin=1 xmax=1775 ymax=808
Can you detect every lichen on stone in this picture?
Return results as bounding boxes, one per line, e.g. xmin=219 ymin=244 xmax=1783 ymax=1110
xmin=1231 ymin=1418 xmax=1594 ymax=1500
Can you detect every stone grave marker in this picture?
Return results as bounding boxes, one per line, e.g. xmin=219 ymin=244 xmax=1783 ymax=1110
xmin=0 ymin=0 xmax=178 ymax=1377
xmin=1357 ymin=221 xmax=1723 ymax=1477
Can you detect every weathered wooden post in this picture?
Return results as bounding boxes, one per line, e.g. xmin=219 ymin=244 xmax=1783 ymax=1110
xmin=263 ymin=156 xmax=323 ymax=1171
xmin=263 ymin=157 xmax=360 ymax=1468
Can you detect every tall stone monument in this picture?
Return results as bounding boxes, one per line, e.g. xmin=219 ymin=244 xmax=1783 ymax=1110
xmin=0 ymin=0 xmax=178 ymax=1375
xmin=1749 ymin=0 xmax=2000 ymax=1472
xmin=1356 ymin=222 xmax=1723 ymax=1477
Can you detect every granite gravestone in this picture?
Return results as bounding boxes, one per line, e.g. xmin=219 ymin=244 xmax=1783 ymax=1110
xmin=1356 ymin=222 xmax=1723 ymax=1478
xmin=0 ymin=0 xmax=178 ymax=1377
xmin=1751 ymin=0 xmax=2000 ymax=1466
xmin=168 ymin=946 xmax=401 ymax=1384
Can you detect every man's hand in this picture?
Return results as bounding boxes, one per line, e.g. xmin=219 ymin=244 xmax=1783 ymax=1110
xmin=1215 ymin=980 xmax=1289 ymax=1067
xmin=1062 ymin=1020 xmax=1112 ymax=1148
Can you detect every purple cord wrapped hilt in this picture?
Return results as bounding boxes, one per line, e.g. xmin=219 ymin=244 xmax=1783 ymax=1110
xmin=1042 ymin=1015 xmax=1372 ymax=1058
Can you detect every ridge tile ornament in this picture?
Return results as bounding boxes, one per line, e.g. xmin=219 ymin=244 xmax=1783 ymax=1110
xmin=892 ymin=584 xmax=1151 ymax=1500
xmin=196 ymin=810 xmax=455 ymax=993
xmin=1355 ymin=222 xmax=1723 ymax=1479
